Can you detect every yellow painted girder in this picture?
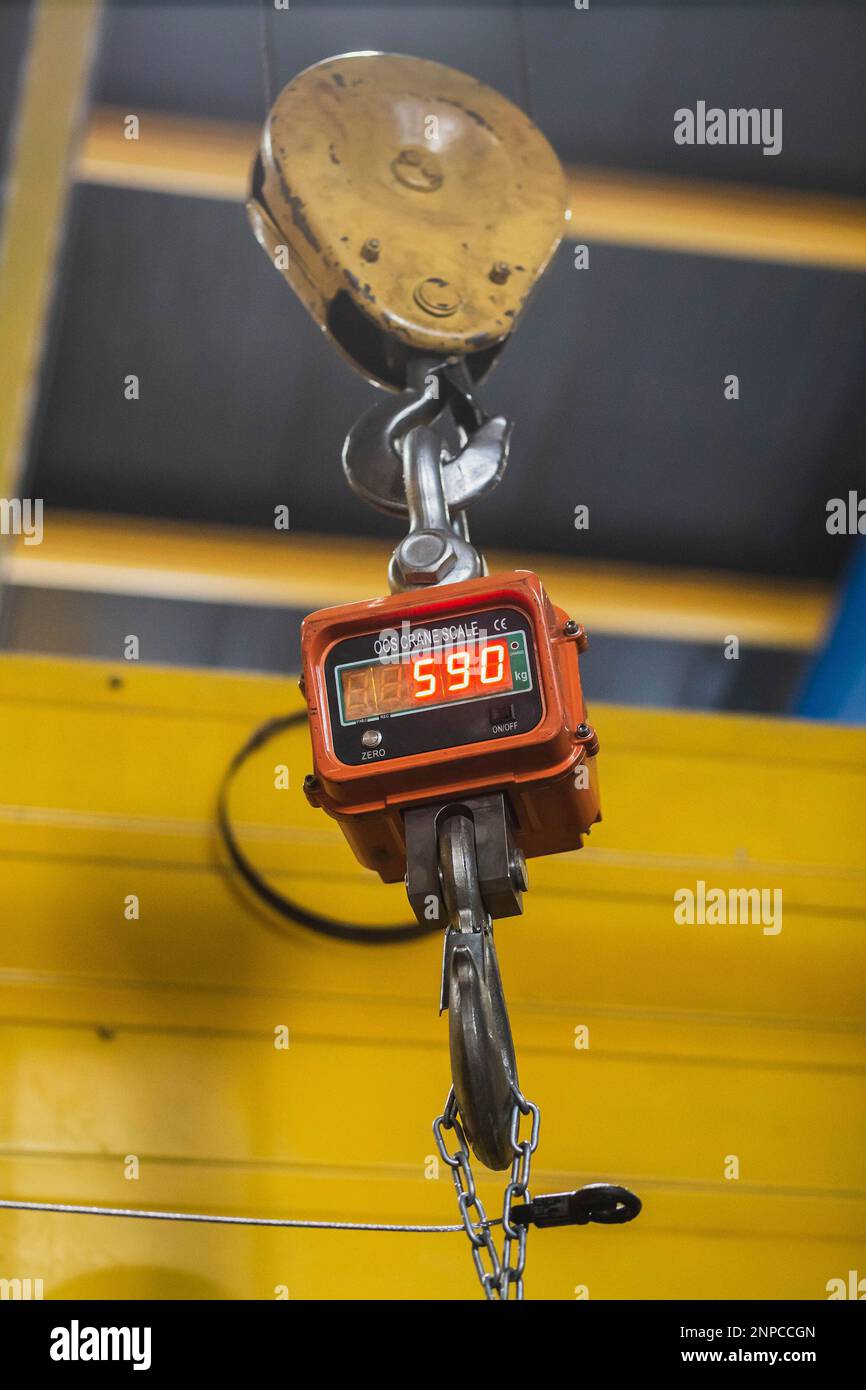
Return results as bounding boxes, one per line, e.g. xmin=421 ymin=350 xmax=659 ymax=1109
xmin=566 ymin=165 xmax=866 ymax=273
xmin=0 ymin=654 xmax=864 ymax=1299
xmin=5 ymin=511 xmax=832 ymax=650
xmin=78 ymin=106 xmax=255 ymax=203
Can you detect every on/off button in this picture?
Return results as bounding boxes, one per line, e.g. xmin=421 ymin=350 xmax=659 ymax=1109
xmin=489 ymin=703 xmax=516 ymax=726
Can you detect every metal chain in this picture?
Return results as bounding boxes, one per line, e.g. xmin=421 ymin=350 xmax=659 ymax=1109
xmin=500 ymin=1084 xmax=541 ymax=1298
xmin=433 ymin=1082 xmax=541 ymax=1301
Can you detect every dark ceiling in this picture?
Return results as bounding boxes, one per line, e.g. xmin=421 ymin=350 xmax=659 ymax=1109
xmin=33 ymin=182 xmax=866 ymax=581
xmin=15 ymin=1 xmax=866 ymax=585
xmin=0 ymin=2 xmax=861 ymax=717
xmin=92 ymin=0 xmax=866 ymax=197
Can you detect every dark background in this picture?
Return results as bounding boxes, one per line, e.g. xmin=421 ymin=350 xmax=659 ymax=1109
xmin=2 ymin=1 xmax=864 ymax=707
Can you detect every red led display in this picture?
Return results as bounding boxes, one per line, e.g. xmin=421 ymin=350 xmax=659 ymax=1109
xmin=340 ymin=642 xmax=512 ymax=722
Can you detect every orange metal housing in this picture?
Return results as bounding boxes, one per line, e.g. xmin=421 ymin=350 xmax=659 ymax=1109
xmin=300 ymin=570 xmax=601 ymax=882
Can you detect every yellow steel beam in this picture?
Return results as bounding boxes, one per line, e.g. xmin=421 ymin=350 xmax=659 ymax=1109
xmin=78 ymin=105 xmax=255 ymax=202
xmin=4 ymin=509 xmax=831 ymax=650
xmin=0 ymin=0 xmax=103 ymax=499
xmin=566 ymin=166 xmax=866 ymax=273
xmin=78 ymin=106 xmax=866 ymax=272
xmin=0 ymin=653 xmax=863 ymax=1298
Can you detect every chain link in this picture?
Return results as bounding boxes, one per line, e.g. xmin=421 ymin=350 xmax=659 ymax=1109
xmin=434 ymin=1083 xmax=541 ymax=1301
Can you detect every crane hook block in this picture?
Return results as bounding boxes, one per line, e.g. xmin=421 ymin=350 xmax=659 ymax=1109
xmin=247 ymin=52 xmax=568 ymax=391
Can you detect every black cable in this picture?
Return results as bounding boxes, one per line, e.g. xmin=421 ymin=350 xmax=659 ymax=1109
xmin=216 ymin=711 xmax=439 ymax=945
xmin=513 ymin=0 xmax=535 ymax=123
xmin=258 ymin=0 xmax=276 ymax=115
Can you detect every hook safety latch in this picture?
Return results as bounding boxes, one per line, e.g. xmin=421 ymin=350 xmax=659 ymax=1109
xmin=508 ymin=1184 xmax=642 ymax=1229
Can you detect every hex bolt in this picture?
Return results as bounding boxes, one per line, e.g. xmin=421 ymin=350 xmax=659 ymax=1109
xmin=361 ymin=238 xmax=380 ymax=263
xmin=397 ymin=531 xmax=457 ymax=585
xmin=576 ymin=723 xmax=591 ymax=739
xmin=564 ymin=619 xmax=580 ymax=636
xmin=489 ymin=261 xmax=511 ymax=284
xmin=401 ymin=532 xmax=447 ymax=566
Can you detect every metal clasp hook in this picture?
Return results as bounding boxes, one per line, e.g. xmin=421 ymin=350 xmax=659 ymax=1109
xmin=437 ymin=811 xmax=519 ymax=1171
xmin=341 ymin=360 xmax=513 ymax=587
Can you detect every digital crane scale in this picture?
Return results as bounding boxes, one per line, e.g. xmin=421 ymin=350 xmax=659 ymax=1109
xmin=301 ymin=570 xmax=600 ymax=884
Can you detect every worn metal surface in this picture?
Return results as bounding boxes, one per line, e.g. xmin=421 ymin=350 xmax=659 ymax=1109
xmin=0 ymin=654 xmax=864 ymax=1298
xmin=247 ymin=53 xmax=566 ymax=388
